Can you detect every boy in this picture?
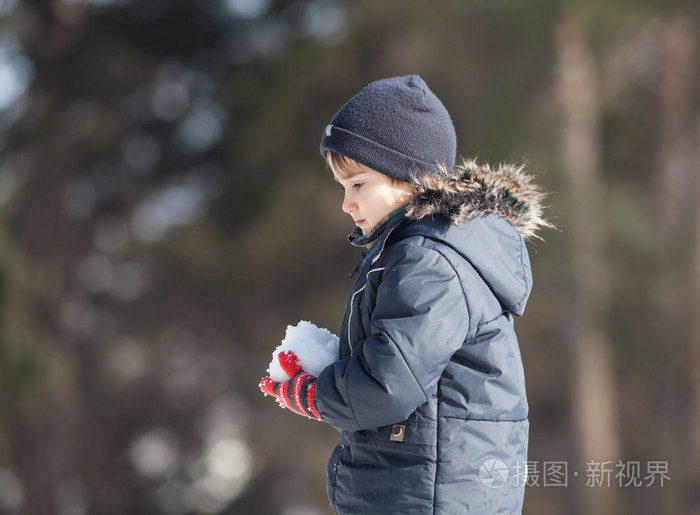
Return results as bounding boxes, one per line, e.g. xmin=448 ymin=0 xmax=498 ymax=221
xmin=260 ymin=75 xmax=549 ymax=513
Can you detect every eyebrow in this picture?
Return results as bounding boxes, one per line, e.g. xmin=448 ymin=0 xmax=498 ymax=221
xmin=334 ymin=171 xmax=367 ymax=183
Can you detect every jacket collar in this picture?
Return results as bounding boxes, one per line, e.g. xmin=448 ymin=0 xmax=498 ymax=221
xmin=347 ymin=207 xmax=406 ymax=248
xmin=347 ymin=207 xmax=407 ymax=278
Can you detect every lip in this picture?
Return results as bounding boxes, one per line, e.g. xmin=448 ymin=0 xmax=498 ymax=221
xmin=354 ymin=219 xmax=365 ymax=226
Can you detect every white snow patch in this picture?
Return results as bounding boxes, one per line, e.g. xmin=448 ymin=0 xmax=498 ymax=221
xmin=267 ymin=321 xmax=339 ymax=382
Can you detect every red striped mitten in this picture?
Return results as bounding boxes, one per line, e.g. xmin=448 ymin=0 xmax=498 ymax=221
xmin=259 ymin=350 xmax=321 ymax=420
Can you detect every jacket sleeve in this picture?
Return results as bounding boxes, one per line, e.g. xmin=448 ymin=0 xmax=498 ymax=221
xmin=314 ymin=243 xmax=470 ymax=432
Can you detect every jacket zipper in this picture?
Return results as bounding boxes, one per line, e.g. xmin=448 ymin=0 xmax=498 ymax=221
xmin=329 ymin=443 xmax=345 ymax=513
xmin=347 ymin=267 xmax=385 ymax=352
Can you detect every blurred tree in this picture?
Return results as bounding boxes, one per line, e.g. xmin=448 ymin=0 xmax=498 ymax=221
xmin=692 ymin=123 xmax=700 ymax=490
xmin=654 ymin=15 xmax=698 ymax=515
xmin=0 ymin=0 xmax=699 ymax=514
xmin=555 ymin=14 xmax=619 ymax=515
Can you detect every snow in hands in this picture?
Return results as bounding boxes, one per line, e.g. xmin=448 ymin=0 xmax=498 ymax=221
xmin=259 ymin=321 xmax=339 ymax=420
xmin=266 ymin=321 xmax=339 ymax=381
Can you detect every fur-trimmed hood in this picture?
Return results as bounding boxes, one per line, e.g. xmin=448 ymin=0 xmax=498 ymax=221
xmin=405 ymin=159 xmax=551 ymax=241
xmin=385 ymin=159 xmax=550 ymax=316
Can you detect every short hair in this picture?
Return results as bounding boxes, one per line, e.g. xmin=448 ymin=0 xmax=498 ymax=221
xmin=325 ymin=151 xmax=413 ymax=191
xmin=325 ymin=151 xmax=359 ymax=180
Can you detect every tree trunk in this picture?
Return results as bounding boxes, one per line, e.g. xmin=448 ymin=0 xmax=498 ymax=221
xmin=653 ymin=17 xmax=700 ymax=513
xmin=689 ymin=115 xmax=700 ymax=515
xmin=555 ymin=17 xmax=620 ymax=515
xmin=691 ymin=117 xmax=700 ymax=515
xmin=657 ymin=16 xmax=698 ymax=515
xmin=658 ymin=17 xmax=697 ymax=229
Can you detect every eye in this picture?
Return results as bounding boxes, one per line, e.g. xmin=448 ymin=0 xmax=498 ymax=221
xmin=352 ymin=182 xmax=364 ymax=190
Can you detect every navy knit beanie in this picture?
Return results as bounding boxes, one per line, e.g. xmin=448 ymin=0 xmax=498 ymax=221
xmin=320 ymin=75 xmax=456 ymax=182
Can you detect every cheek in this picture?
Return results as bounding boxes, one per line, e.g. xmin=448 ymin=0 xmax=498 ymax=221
xmin=390 ymin=187 xmax=412 ymax=205
xmin=379 ymin=189 xmax=401 ymax=208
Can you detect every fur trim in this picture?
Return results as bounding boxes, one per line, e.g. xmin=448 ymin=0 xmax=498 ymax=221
xmin=405 ymin=159 xmax=552 ymax=241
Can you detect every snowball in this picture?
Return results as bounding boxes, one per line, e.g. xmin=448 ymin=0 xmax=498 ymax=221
xmin=267 ymin=321 xmax=339 ymax=382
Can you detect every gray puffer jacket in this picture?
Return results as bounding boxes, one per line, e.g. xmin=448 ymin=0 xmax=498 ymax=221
xmin=314 ymin=161 xmax=549 ymax=514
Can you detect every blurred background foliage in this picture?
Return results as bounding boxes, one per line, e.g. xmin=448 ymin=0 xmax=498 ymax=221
xmin=0 ymin=0 xmax=699 ymax=514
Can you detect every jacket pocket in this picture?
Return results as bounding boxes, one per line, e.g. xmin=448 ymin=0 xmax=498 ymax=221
xmin=358 ymin=395 xmax=438 ymax=447
xmin=335 ymin=427 xmax=437 ymax=513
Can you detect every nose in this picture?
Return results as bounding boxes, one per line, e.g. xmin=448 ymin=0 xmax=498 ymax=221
xmin=342 ymin=190 xmax=356 ymax=214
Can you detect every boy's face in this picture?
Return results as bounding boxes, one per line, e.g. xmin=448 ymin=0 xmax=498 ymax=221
xmin=332 ymin=160 xmax=415 ymax=235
